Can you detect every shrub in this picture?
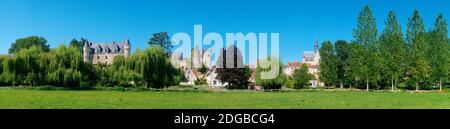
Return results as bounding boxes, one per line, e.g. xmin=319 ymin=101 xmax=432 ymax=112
xmin=255 ymin=58 xmax=286 ymax=90
xmin=194 ymin=78 xmax=208 ymax=85
xmin=292 ymin=64 xmax=313 ymax=89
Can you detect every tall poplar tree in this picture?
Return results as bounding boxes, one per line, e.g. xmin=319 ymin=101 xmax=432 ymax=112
xmin=335 ymin=40 xmax=350 ymax=89
xmin=319 ymin=41 xmax=338 ymax=87
xmin=406 ymin=10 xmax=430 ymax=91
xmin=353 ymin=5 xmax=381 ymax=91
xmin=428 ymin=14 xmax=449 ymax=90
xmin=379 ymin=11 xmax=406 ymax=91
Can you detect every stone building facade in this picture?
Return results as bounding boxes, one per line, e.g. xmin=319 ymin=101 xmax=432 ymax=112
xmin=83 ymin=38 xmax=131 ymax=65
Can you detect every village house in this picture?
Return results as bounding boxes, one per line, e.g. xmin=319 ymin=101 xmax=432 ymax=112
xmin=173 ymin=48 xmax=227 ymax=87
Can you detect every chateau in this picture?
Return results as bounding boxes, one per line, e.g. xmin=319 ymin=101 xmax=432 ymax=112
xmin=83 ymin=38 xmax=131 ymax=65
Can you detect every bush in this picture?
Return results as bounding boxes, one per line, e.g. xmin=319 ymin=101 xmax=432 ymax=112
xmin=255 ymin=58 xmax=286 ymax=90
xmin=284 ymin=78 xmax=296 ymax=89
xmin=194 ymin=78 xmax=208 ymax=85
xmin=63 ymin=69 xmax=82 ymax=88
xmin=292 ymin=64 xmax=313 ymax=89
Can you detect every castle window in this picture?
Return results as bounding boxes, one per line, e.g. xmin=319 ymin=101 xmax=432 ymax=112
xmin=97 ymin=56 xmax=100 ymax=60
xmin=105 ymin=56 xmax=108 ymax=59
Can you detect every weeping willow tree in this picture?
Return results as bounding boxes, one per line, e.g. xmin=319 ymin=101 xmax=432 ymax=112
xmin=11 ymin=46 xmax=45 ymax=86
xmin=108 ymin=47 xmax=182 ymax=89
xmin=45 ymin=45 xmax=84 ymax=87
xmin=0 ymin=45 xmax=84 ymax=87
xmin=255 ymin=57 xmax=286 ymax=90
xmin=109 ymin=55 xmax=144 ymax=87
xmin=139 ymin=47 xmax=180 ymax=88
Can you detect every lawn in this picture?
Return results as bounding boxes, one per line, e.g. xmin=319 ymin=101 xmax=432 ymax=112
xmin=0 ymin=88 xmax=449 ymax=109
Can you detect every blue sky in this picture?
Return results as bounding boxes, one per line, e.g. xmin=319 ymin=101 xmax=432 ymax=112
xmin=0 ymin=0 xmax=449 ymax=64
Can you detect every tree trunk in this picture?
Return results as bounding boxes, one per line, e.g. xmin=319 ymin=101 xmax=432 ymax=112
xmin=350 ymin=83 xmax=352 ymax=90
xmin=340 ymin=80 xmax=344 ymax=89
xmin=415 ymin=82 xmax=419 ymax=91
xmin=366 ymin=79 xmax=369 ymax=91
xmin=391 ymin=78 xmax=394 ymax=91
xmin=439 ymin=79 xmax=442 ymax=91
xmin=394 ymin=79 xmax=397 ymax=91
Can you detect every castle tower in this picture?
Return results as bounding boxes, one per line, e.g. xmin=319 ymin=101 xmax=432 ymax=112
xmin=124 ymin=38 xmax=131 ymax=58
xmin=83 ymin=41 xmax=90 ymax=63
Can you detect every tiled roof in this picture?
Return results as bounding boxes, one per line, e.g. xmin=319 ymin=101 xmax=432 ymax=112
xmin=89 ymin=42 xmax=126 ymax=54
xmin=303 ymin=51 xmax=315 ymax=58
xmin=287 ymin=61 xmax=300 ymax=68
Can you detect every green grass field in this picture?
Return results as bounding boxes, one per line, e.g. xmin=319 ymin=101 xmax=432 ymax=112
xmin=0 ymin=88 xmax=449 ymax=109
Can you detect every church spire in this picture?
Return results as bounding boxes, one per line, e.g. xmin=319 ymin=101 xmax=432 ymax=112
xmin=314 ymin=36 xmax=319 ymax=54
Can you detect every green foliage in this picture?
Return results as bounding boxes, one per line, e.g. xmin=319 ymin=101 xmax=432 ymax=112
xmin=255 ymin=58 xmax=286 ymax=90
xmin=405 ymin=10 xmax=431 ymax=90
xmin=140 ymin=47 xmax=180 ymax=88
xmin=107 ymin=47 xmax=182 ymax=89
xmin=352 ymin=5 xmax=382 ymax=90
xmin=194 ymin=78 xmax=207 ymax=85
xmin=354 ymin=5 xmax=378 ymax=47
xmin=347 ymin=42 xmax=367 ymax=89
xmin=110 ymin=66 xmax=144 ymax=87
xmin=319 ymin=41 xmax=338 ymax=87
xmin=335 ymin=40 xmax=351 ymax=88
xmin=379 ymin=11 xmax=406 ymax=90
xmin=0 ymin=44 xmax=85 ymax=88
xmin=9 ymin=36 xmax=49 ymax=54
xmin=284 ymin=78 xmax=296 ymax=89
xmin=292 ymin=64 xmax=313 ymax=89
xmin=428 ymin=14 xmax=449 ymax=89
xmin=69 ymin=38 xmax=88 ymax=53
xmin=148 ymin=32 xmax=173 ymax=56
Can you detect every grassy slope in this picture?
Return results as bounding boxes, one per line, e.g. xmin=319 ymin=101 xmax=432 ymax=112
xmin=0 ymin=88 xmax=449 ymax=109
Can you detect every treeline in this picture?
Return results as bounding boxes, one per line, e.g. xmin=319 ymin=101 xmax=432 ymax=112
xmin=0 ymin=36 xmax=183 ymax=89
xmin=319 ymin=6 xmax=450 ymax=91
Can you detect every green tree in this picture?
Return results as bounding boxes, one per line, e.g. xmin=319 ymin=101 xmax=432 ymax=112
xmin=379 ymin=11 xmax=406 ymax=91
xmin=9 ymin=36 xmax=50 ymax=54
xmin=353 ymin=5 xmax=381 ymax=91
xmin=255 ymin=58 xmax=286 ymax=89
xmin=347 ymin=41 xmax=366 ymax=89
xmin=428 ymin=14 xmax=449 ymax=91
xmin=46 ymin=45 xmax=84 ymax=88
xmin=406 ymin=10 xmax=431 ymax=91
xmin=148 ymin=32 xmax=173 ymax=56
xmin=135 ymin=47 xmax=180 ymax=88
xmin=319 ymin=41 xmax=338 ymax=87
xmin=14 ymin=46 xmax=46 ymax=86
xmin=69 ymin=38 xmax=88 ymax=53
xmin=335 ymin=40 xmax=351 ymax=88
xmin=292 ymin=63 xmax=313 ymax=89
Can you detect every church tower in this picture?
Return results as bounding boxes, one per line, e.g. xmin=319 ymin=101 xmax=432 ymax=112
xmin=124 ymin=38 xmax=131 ymax=58
xmin=83 ymin=41 xmax=90 ymax=63
xmin=314 ymin=38 xmax=319 ymax=54
xmin=313 ymin=38 xmax=320 ymax=66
